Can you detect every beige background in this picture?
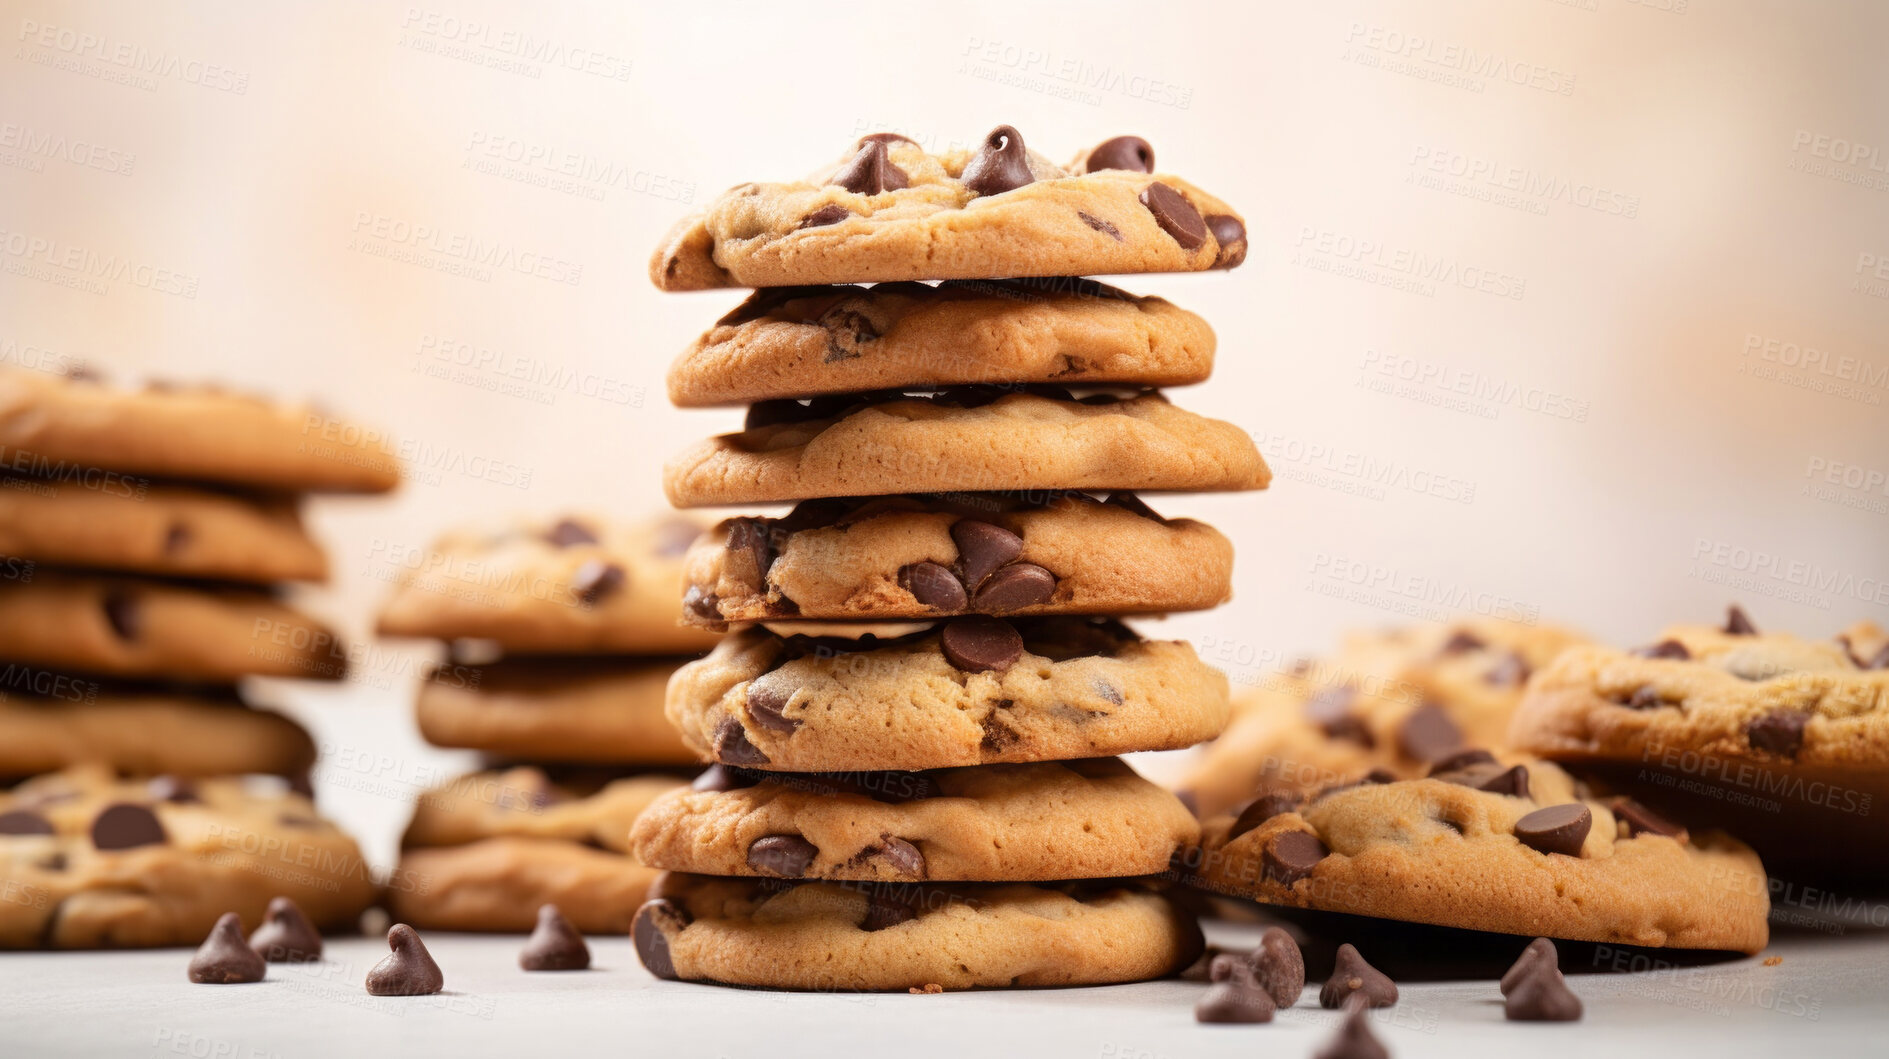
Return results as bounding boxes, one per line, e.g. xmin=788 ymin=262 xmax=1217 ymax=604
xmin=3 ymin=0 xmax=1885 ymax=865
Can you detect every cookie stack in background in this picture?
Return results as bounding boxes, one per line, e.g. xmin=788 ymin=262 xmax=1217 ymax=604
xmin=374 ymin=513 xmax=719 ymax=933
xmin=0 ymin=368 xmax=395 ymax=946
xmin=630 ymin=127 xmax=1264 ymax=990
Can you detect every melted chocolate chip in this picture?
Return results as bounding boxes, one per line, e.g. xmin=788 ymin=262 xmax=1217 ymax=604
xmin=830 ymin=140 xmax=909 ymax=195
xmin=1746 ymin=709 xmax=1807 ymax=758
xmin=724 ymin=518 xmax=776 ymax=589
xmin=960 ymin=125 xmax=1035 ymax=196
xmin=633 ymin=899 xmax=688 ymax=978
xmin=940 ymin=616 xmax=1023 ymax=673
xmin=1206 ymin=214 xmax=1247 ymax=268
xmin=799 ymin=203 xmax=852 ymax=229
xmin=1079 ymin=211 xmax=1122 ymax=239
xmin=1514 ymin=804 xmax=1591 ymax=856
xmin=1264 ymin=830 xmax=1328 ymax=885
xmin=713 ymin=718 xmax=770 ymax=766
xmin=544 ymin=518 xmax=598 ymax=548
xmin=951 ymin=519 xmax=1023 ymax=591
xmin=865 ymin=835 xmax=926 ymax=878
xmin=900 ymin=561 xmax=968 ymax=610
xmin=748 ymin=834 xmax=818 ymax=878
xmin=90 ymin=803 xmax=166 ymax=850
xmin=744 ymin=675 xmax=802 ymax=734
xmin=1138 ymin=182 xmax=1206 ymax=250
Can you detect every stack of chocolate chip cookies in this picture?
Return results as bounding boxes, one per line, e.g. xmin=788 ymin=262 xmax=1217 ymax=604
xmin=0 ymin=368 xmax=395 ymax=946
xmin=375 ymin=512 xmax=720 ymax=933
xmin=630 ymin=127 xmax=1266 ymax=990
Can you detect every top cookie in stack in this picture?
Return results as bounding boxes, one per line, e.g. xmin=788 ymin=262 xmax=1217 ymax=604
xmin=632 ymin=127 xmax=1265 ymax=992
xmin=375 ymin=512 xmax=721 ymax=933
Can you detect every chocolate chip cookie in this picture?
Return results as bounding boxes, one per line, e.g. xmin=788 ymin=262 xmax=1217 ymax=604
xmin=375 ymin=513 xmax=720 ymax=655
xmin=0 ymin=369 xmax=400 ymax=493
xmin=0 ymin=766 xmax=377 ymax=948
xmin=0 ymin=478 xmax=326 ymax=583
xmin=414 ymin=656 xmax=695 ymax=765
xmin=667 ymin=617 xmax=1230 ymax=772
xmin=0 ymin=572 xmax=343 ymax=681
xmin=390 ymin=766 xmax=684 ymax=933
xmin=1190 ymin=757 xmax=1771 ymax=954
xmin=1508 ymin=609 xmax=1889 ymax=878
xmin=664 ymin=389 xmax=1269 ymax=507
xmin=632 ymin=757 xmax=1195 ymax=883
xmin=651 ymin=128 xmax=1245 ymax=291
xmin=0 ymin=684 xmax=314 ymax=779
xmin=680 ymin=492 xmax=1232 ymax=628
xmin=632 ymin=873 xmax=1202 ymax=990
xmin=667 ymin=278 xmax=1213 ymax=407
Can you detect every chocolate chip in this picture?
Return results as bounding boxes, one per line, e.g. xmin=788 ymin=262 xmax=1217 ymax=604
xmin=187 ymin=913 xmax=266 ymax=984
xmin=973 ymin=563 xmax=1056 ymax=613
xmin=90 ymin=803 xmax=166 ymax=850
xmin=940 ymin=616 xmax=1023 ymax=673
xmin=979 ymin=711 xmax=1020 ymax=753
xmin=724 ymin=518 xmax=776 ymax=589
xmin=691 ymin=765 xmax=753 ymax=792
xmin=543 ymin=518 xmax=598 ymax=548
xmin=1477 ymin=765 xmax=1531 ymax=798
xmin=744 ymin=674 xmax=801 ymax=735
xmin=1486 ymin=652 xmax=1530 ymax=687
xmin=1206 ymin=214 xmax=1247 ymax=269
xmin=520 ymin=904 xmax=590 ymax=971
xmin=1504 ymin=962 xmax=1583 ymax=1021
xmin=1304 ymin=687 xmax=1373 ymax=747
xmin=1500 ymin=937 xmax=1557 ymax=996
xmin=147 ymin=776 xmax=200 ymax=804
xmin=1196 ymin=959 xmax=1275 ymax=1023
xmin=1428 ymin=748 xmax=1497 ymax=774
xmin=1093 ymin=679 xmax=1124 ymax=705
xmin=829 ymin=140 xmax=909 ymax=195
xmin=633 ymin=899 xmax=690 ymax=978
xmin=101 ymin=589 xmax=140 ymax=641
xmin=366 ymin=924 xmax=444 ymax=996
xmin=1313 ymin=998 xmax=1391 ymax=1059
xmin=1396 ymin=705 xmax=1464 ymax=763
xmin=1264 ymin=830 xmax=1328 ymax=885
xmin=1251 ymin=926 xmax=1305 ymax=1007
xmin=1439 ymin=630 xmax=1486 ymax=654
xmin=1079 ymin=211 xmax=1122 ymax=239
xmin=1515 ymin=804 xmax=1592 ymax=856
xmin=857 ymin=132 xmax=916 ymax=149
xmin=799 ymin=203 xmax=851 ymax=229
xmin=1724 ymin=605 xmax=1758 ymax=636
xmin=683 ymin=585 xmax=721 ymax=620
xmin=162 ymin=522 xmax=191 ymax=555
xmin=1083 ymin=135 xmax=1155 ymax=173
xmin=960 ymin=125 xmax=1035 ymax=196
xmin=1320 ymin=944 xmax=1398 ymax=1008
xmin=950 ymin=519 xmax=1023 ymax=591
xmin=748 ymin=835 xmax=818 ymax=878
xmin=248 ymin=896 xmax=322 ymax=962
xmin=570 ymin=560 xmax=624 ymax=606
xmin=1103 ymin=491 xmax=1164 ymax=521
xmin=1631 ymin=639 xmax=1690 ymax=660
xmin=862 ymin=893 xmax=916 ymax=932
xmin=1228 ymin=791 xmax=1301 ymax=841
xmin=1621 ymin=684 xmax=1666 ymax=710
xmin=0 ymin=809 xmax=54 ymax=835
xmin=900 ymin=561 xmax=968 ymax=610
xmin=866 ymin=836 xmax=926 ymax=878
xmin=1138 ymin=182 xmax=1206 ymax=250
xmin=1746 ymin=709 xmax=1807 ymax=758
xmin=1611 ymin=798 xmax=1686 ymax=840
xmin=713 ymin=718 xmax=770 ymax=766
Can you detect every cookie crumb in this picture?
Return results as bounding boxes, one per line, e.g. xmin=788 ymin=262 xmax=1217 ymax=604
xmin=909 ymin=983 xmax=944 ymax=994
xmin=1763 ymin=956 xmax=1782 ymax=966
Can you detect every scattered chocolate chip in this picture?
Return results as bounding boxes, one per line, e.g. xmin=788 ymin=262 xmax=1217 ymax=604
xmin=1138 ymin=182 xmax=1206 ymax=250
xmin=950 ymin=519 xmax=1023 ymax=591
xmin=365 ymin=924 xmax=444 ymax=996
xmin=162 ymin=522 xmax=191 ymax=555
xmin=188 ymin=913 xmax=266 ymax=984
xmin=633 ymin=898 xmax=688 ymax=978
xmin=1396 ymin=705 xmax=1465 ymax=763
xmin=1205 ymin=214 xmax=1247 ymax=268
xmin=0 ymin=809 xmax=54 ymax=835
xmin=1304 ymin=687 xmax=1373 ymax=746
xmin=1622 ymin=684 xmax=1665 ymax=710
xmin=1486 ymin=652 xmax=1530 ymax=687
xmin=960 ymin=125 xmax=1035 ymax=196
xmin=520 ymin=904 xmax=590 ymax=971
xmin=862 ymin=893 xmax=916 ymax=932
xmin=1631 ymin=639 xmax=1690 ymax=660
xmin=1079 ymin=211 xmax=1122 ymax=239
xmin=1197 ymin=958 xmax=1275 ymax=1023
xmin=1611 ymin=798 xmax=1686 ymax=840
xmin=866 ymin=836 xmax=926 ymax=878
xmin=1746 ymin=709 xmax=1807 ymax=758
xmin=90 ymin=803 xmax=166 ymax=850
xmin=1724 ymin=605 xmax=1758 ymax=636
xmin=1515 ymin=804 xmax=1592 ymax=856
xmin=1313 ymin=998 xmax=1391 ymax=1059
xmin=1500 ymin=937 xmax=1557 ymax=996
xmin=1320 ymin=944 xmax=1398 ymax=1008
xmin=713 ymin=718 xmax=770 ymax=766
xmin=1085 ymin=136 xmax=1155 ymax=174
xmin=748 ymin=835 xmax=818 ymax=878
xmin=900 ymin=561 xmax=968 ymax=610
xmin=799 ymin=203 xmax=852 ymax=229
xmin=1228 ymin=791 xmax=1301 ymax=841
xmin=1428 ymin=748 xmax=1497 ymax=774
xmin=1504 ymin=961 xmax=1583 ymax=1021
xmin=101 ymin=589 xmax=140 ymax=641
xmin=147 ymin=776 xmax=200 ymax=804
xmin=1264 ymin=830 xmax=1328 ymax=886
xmin=570 ymin=560 xmax=624 ymax=606
xmin=829 ymin=140 xmax=909 ymax=195
xmin=1250 ymin=926 xmax=1305 ymax=1007
xmin=974 ymin=563 xmax=1056 ymax=613
xmin=248 ymin=896 xmax=322 ymax=962
xmin=744 ymin=675 xmax=802 ymax=734
xmin=940 ymin=616 xmax=1024 ymax=673
xmin=544 ymin=518 xmax=598 ymax=548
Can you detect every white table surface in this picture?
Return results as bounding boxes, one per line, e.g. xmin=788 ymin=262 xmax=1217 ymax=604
xmin=4 ymin=918 xmax=1879 ymax=1058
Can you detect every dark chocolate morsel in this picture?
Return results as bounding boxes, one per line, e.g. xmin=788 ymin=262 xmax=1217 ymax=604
xmin=1611 ymin=798 xmax=1687 ymax=840
xmin=862 ymin=893 xmax=916 ymax=932
xmin=1195 ymin=959 xmax=1275 ymax=1023
xmin=570 ymin=560 xmax=625 ymax=606
xmin=1500 ymin=937 xmax=1557 ymax=996
xmin=544 ymin=518 xmax=598 ymax=548
xmin=1746 ymin=709 xmax=1807 ymax=758
xmin=188 ymin=913 xmax=266 ymax=984
xmin=633 ymin=898 xmax=689 ymax=978
xmin=713 ymin=718 xmax=771 ymax=766
xmin=1228 ymin=791 xmax=1301 ymax=841
xmin=520 ymin=904 xmax=591 ymax=971
xmin=1396 ymin=705 xmax=1465 ymax=763
xmin=0 ymin=809 xmax=55 ymax=835
xmin=940 ymin=616 xmax=1024 ymax=673
xmin=748 ymin=834 xmax=818 ymax=878
xmin=1251 ymin=926 xmax=1305 ymax=1007
xmin=857 ymin=132 xmax=917 ymax=149
xmin=1723 ymin=605 xmax=1758 ymax=636
xmin=1428 ymin=748 xmax=1497 ymax=774
xmin=365 ymin=924 xmax=445 ymax=996
xmin=249 ymin=896 xmax=323 ymax=962
xmin=1631 ymin=639 xmax=1691 ymax=660
xmin=1263 ymin=830 xmax=1328 ymax=885
xmin=91 ymin=803 xmax=167 ymax=850
xmin=900 ymin=561 xmax=969 ymax=610
xmin=1514 ymin=804 xmax=1592 ymax=856
xmin=973 ymin=563 xmax=1056 ymax=613
xmin=1205 ymin=214 xmax=1247 ymax=269
xmin=1319 ymin=943 xmax=1398 ymax=1008
xmin=960 ymin=125 xmax=1035 ymax=197
xmin=950 ymin=519 xmax=1024 ymax=591
xmin=867 ymin=835 xmax=926 ymax=878
xmin=724 ymin=518 xmax=776 ymax=589
xmin=799 ymin=203 xmax=852 ymax=229
xmin=1439 ymin=630 xmax=1487 ymax=654
xmin=1083 ymin=135 xmax=1155 ymax=173
xmin=1504 ymin=964 xmax=1583 ymax=1021
xmin=147 ymin=776 xmax=201 ymax=804
xmin=829 ymin=141 xmax=909 ymax=195
xmin=1313 ymin=998 xmax=1391 ymax=1059
xmin=744 ymin=674 xmax=802 ymax=734
xmin=102 ymin=589 xmax=140 ymax=641
xmin=1138 ymin=182 xmax=1206 ymax=250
